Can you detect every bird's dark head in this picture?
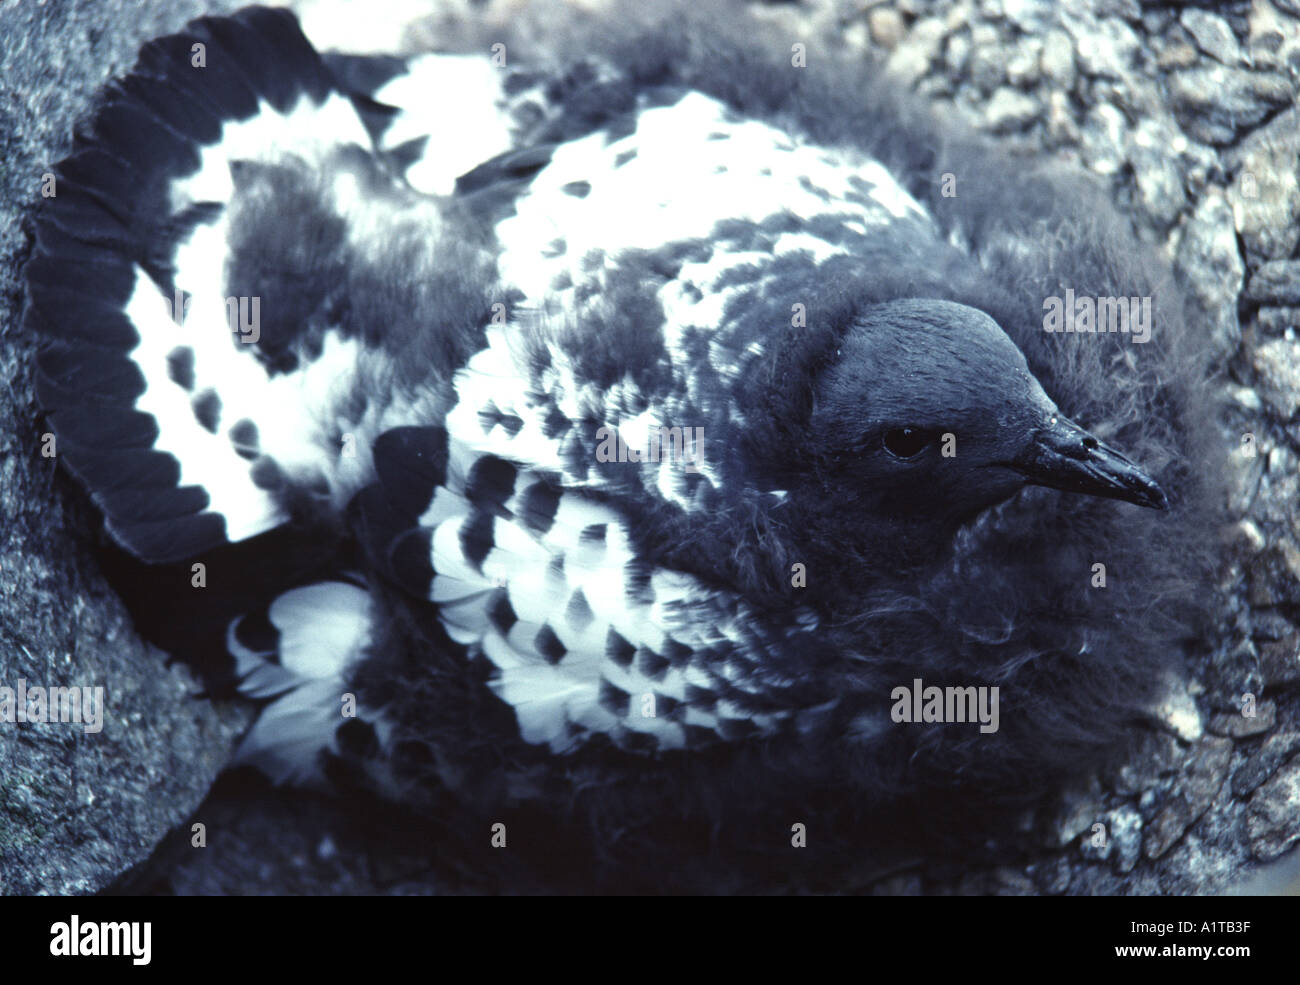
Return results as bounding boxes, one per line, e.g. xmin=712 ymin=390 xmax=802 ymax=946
xmin=800 ymin=299 xmax=1166 ymax=557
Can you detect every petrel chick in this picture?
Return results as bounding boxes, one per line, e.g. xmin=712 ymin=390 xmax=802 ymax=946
xmin=23 ymin=3 xmax=1217 ymax=889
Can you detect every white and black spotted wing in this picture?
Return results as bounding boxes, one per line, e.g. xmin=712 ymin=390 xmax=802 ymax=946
xmin=349 ymin=85 xmax=937 ymax=756
xmin=25 ymin=9 xmax=525 ymax=562
xmin=464 ymin=87 xmax=939 ymax=516
xmin=27 ymin=7 xmax=929 ymax=772
xmin=354 ymin=426 xmax=825 ymax=755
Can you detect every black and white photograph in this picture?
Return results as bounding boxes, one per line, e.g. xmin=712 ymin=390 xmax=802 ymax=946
xmin=0 ymin=0 xmax=1298 ymax=923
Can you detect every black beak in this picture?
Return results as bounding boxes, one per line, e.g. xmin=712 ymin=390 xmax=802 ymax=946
xmin=1011 ymin=415 xmax=1169 ymax=510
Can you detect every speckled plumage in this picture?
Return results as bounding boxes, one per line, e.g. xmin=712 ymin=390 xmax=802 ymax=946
xmin=24 ymin=3 xmax=1221 ymax=886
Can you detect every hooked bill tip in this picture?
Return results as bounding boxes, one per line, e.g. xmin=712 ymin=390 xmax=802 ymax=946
xmin=1014 ymin=416 xmax=1170 ymax=511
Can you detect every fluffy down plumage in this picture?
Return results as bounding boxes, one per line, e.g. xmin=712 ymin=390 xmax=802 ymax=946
xmin=23 ymin=2 xmax=1223 ymax=889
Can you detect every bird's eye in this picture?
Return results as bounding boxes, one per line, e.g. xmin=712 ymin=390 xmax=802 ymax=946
xmin=882 ymin=427 xmax=933 ymax=460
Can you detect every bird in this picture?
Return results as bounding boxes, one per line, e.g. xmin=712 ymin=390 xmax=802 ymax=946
xmin=23 ymin=3 xmax=1218 ymax=887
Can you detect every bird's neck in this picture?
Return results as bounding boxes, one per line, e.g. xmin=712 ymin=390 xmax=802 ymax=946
xmin=782 ymin=493 xmax=962 ymax=604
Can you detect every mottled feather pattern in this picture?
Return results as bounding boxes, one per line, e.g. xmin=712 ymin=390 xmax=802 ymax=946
xmin=356 ymin=415 xmax=825 ymax=753
xmin=24 ymin=4 xmax=1220 ymax=875
xmin=483 ymin=89 xmax=939 ymax=511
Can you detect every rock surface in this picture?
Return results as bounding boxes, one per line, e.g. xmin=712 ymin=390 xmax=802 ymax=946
xmin=0 ymin=0 xmax=249 ymax=896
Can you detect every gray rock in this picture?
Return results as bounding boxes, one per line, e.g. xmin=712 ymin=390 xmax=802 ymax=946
xmin=1258 ymin=633 xmax=1300 ymax=689
xmin=1227 ymin=438 xmax=1265 ymax=516
xmin=1235 ymin=731 xmax=1300 ymax=796
xmin=1110 ymin=732 xmax=1185 ymax=797
xmin=1247 ymin=0 xmax=1300 ymax=72
xmin=915 ymin=75 xmax=955 ymax=101
xmin=1168 ymin=65 xmax=1295 ymax=146
xmin=1000 ymin=0 xmax=1053 ymax=32
xmin=1180 ymin=9 xmax=1242 ymax=64
xmin=1070 ymin=17 xmax=1140 ymax=79
xmin=944 ymin=31 xmax=971 ymax=75
xmin=1208 ymin=699 xmax=1277 ymax=738
xmin=1005 ymin=37 xmax=1042 ymax=88
xmin=1255 ymin=450 xmax=1300 ymax=530
xmin=1030 ymin=855 xmax=1073 ymax=894
xmin=1094 ymin=0 xmax=1140 ymax=20
xmin=1251 ymin=609 xmax=1295 ymax=641
xmin=1129 ymin=119 xmax=1187 ymax=226
xmin=1226 ymin=108 xmax=1300 ymax=262
xmin=1246 ymin=259 xmax=1300 ymax=306
xmin=0 ymin=0 xmax=249 ymax=896
xmin=866 ymin=6 xmax=906 ymax=50
xmin=1078 ymin=821 xmax=1113 ymax=862
xmin=1044 ymin=90 xmax=1081 ymax=146
xmin=982 ymin=87 xmax=1040 ymax=133
xmin=884 ymin=16 xmax=947 ymax=85
xmin=1203 ymin=639 xmax=1266 ymax=724
xmin=1174 ymin=193 xmax=1244 ymax=360
xmin=1079 ymin=102 xmax=1127 ymax=175
xmin=1251 ymin=338 xmax=1300 ymax=419
xmin=1229 ymin=844 xmax=1300 ymax=895
xmin=1141 ymin=8 xmax=1171 ymax=36
xmin=1039 ymin=29 xmax=1077 ymax=89
xmin=1051 ymin=774 xmax=1105 ymax=847
xmin=1156 ymin=28 xmax=1201 ymax=71
xmin=1138 ymin=788 xmax=1158 ymax=816
xmin=1249 ymin=539 xmax=1300 ymax=608
xmin=1234 ymin=518 xmax=1269 ymax=556
xmin=1143 ymin=737 xmax=1233 ymax=860
xmin=969 ymin=24 xmax=1005 ymax=93
xmin=1247 ymin=754 xmax=1300 ymax=859
xmin=1257 ymin=307 xmax=1300 ymax=335
xmin=1108 ymin=804 xmax=1144 ymax=873
xmin=1160 ymin=829 xmax=1251 ymax=895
